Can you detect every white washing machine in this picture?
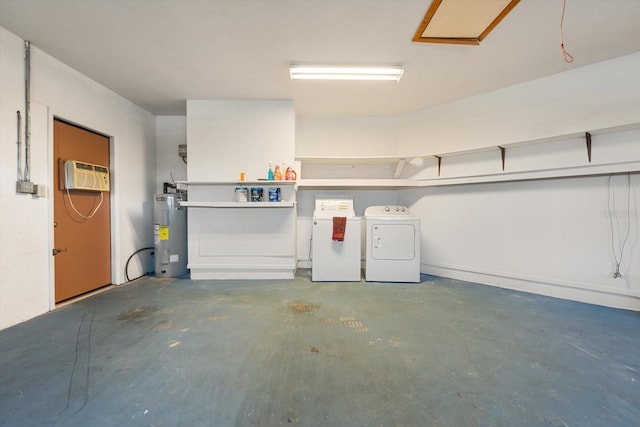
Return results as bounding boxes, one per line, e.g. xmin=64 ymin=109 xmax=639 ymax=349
xmin=312 ymin=195 xmax=361 ymax=281
xmin=365 ymin=206 xmax=420 ymax=283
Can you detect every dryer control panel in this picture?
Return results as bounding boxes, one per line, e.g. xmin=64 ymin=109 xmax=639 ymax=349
xmin=364 ymin=205 xmax=411 ymax=217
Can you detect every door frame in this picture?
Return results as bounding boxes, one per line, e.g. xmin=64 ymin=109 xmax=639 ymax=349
xmin=47 ymin=111 xmax=117 ymax=309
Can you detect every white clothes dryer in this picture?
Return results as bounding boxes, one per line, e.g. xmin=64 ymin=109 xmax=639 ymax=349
xmin=365 ymin=206 xmax=420 ymax=283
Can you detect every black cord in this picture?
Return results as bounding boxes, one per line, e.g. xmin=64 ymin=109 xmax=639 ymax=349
xmin=163 ymin=182 xmax=177 ymax=194
xmin=125 ymin=247 xmax=154 ymax=282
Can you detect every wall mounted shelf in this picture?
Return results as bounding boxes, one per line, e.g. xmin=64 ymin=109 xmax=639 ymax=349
xmin=180 ymin=201 xmax=295 ymax=208
xmin=295 ymin=122 xmax=639 ymax=188
xmin=177 ymin=180 xmax=297 ymax=206
xmin=295 ymin=155 xmax=412 ymax=179
xmin=297 ymin=178 xmax=416 ymax=188
xmin=175 ymin=180 xmax=297 ymax=186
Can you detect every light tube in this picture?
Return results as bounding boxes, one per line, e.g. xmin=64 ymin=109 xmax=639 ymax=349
xmin=289 ymin=66 xmax=404 ymax=81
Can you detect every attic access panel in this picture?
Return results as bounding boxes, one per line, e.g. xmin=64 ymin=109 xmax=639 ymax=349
xmin=413 ymin=0 xmax=521 ymax=45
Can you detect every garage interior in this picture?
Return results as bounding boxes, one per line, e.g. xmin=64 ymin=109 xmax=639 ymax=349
xmin=0 ymin=1 xmax=639 ymax=425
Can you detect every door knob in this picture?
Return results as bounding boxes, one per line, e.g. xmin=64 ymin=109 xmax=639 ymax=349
xmin=52 ymin=248 xmax=67 ymax=256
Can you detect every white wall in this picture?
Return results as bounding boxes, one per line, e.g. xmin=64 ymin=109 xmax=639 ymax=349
xmin=296 ymin=116 xmax=398 ymax=157
xmin=394 ymin=52 xmax=640 ymax=310
xmin=400 ymin=172 xmax=639 ymax=310
xmin=187 ymin=100 xmax=295 ymax=181
xmin=398 ymin=52 xmax=640 ymax=155
xmin=0 ymin=27 xmax=156 ymax=329
xmin=156 ymin=116 xmax=187 ymax=193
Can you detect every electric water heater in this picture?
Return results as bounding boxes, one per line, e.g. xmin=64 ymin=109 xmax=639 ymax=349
xmin=154 ymin=193 xmax=188 ymax=278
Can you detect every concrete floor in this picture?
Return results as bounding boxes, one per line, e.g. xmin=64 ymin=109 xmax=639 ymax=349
xmin=1 ymin=272 xmax=638 ymax=426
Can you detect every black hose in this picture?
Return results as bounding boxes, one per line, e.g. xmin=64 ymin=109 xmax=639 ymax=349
xmin=124 ymin=247 xmax=154 ymax=282
xmin=163 ymin=182 xmax=177 ymax=194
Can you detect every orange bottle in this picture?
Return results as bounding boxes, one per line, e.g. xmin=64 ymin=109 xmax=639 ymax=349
xmin=274 ymin=164 xmax=282 ymax=180
xmin=285 ymin=166 xmax=297 ymax=180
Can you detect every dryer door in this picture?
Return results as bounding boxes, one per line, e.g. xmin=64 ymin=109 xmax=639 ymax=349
xmin=371 ymin=223 xmax=416 ymax=260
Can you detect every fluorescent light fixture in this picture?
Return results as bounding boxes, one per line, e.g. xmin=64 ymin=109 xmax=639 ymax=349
xmin=289 ymin=66 xmax=404 ymax=81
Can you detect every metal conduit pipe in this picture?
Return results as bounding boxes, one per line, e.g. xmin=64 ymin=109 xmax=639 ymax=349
xmin=16 ymin=111 xmax=22 ymax=181
xmin=24 ymin=40 xmax=31 ymax=182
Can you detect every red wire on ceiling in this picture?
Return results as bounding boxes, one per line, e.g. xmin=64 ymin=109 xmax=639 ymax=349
xmin=560 ymin=0 xmax=575 ymax=63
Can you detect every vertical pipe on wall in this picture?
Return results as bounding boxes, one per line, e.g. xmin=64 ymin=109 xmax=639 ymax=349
xmin=16 ymin=111 xmax=22 ymax=181
xmin=24 ymin=40 xmax=31 ymax=182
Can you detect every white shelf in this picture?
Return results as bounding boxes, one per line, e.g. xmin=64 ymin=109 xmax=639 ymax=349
xmin=295 ymin=155 xmax=413 ymax=164
xmin=297 ymin=179 xmax=416 ymax=188
xmin=175 ymin=180 xmax=297 ymax=186
xmin=298 ymin=124 xmax=638 ymax=162
xmin=296 ymin=156 xmax=411 ymax=178
xmin=180 ymin=201 xmax=295 ymax=208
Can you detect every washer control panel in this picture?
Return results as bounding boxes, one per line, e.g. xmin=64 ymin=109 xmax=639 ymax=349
xmin=364 ymin=205 xmax=412 ymax=217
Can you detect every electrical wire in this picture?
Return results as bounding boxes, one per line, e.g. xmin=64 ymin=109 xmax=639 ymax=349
xmin=607 ymin=174 xmax=631 ymax=278
xmin=65 ymin=188 xmax=104 ymax=219
xmin=560 ymin=0 xmax=575 ymax=63
xmin=125 ymin=247 xmax=155 ymax=282
xmin=169 ymin=172 xmax=187 ymax=193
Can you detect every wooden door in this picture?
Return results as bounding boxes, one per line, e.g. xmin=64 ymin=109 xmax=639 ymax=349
xmin=53 ymin=119 xmax=111 ymax=302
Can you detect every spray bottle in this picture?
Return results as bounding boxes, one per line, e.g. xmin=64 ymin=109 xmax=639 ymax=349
xmin=268 ymin=162 xmax=274 ymax=180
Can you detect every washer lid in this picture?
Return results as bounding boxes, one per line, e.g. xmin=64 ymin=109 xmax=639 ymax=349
xmin=365 ymin=205 xmax=412 ymax=217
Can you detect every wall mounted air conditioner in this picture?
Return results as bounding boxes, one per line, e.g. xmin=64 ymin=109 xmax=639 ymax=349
xmin=64 ymin=160 xmax=110 ymax=192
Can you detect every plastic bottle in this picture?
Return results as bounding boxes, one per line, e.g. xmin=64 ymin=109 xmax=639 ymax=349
xmin=268 ymin=162 xmax=274 ymax=180
xmin=285 ymin=165 xmax=297 ymax=180
xmin=274 ymin=164 xmax=282 ymax=180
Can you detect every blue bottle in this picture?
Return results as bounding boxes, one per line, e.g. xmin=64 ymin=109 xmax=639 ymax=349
xmin=268 ymin=162 xmax=274 ymax=180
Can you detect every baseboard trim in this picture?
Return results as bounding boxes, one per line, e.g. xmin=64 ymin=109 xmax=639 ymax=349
xmin=422 ymin=263 xmax=640 ymax=311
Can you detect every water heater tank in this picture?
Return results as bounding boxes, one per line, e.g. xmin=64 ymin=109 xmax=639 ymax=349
xmin=154 ymin=193 xmax=188 ymax=278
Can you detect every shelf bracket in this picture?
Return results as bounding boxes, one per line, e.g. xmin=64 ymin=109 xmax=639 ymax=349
xmin=434 ymin=155 xmax=442 ymax=176
xmin=393 ymin=158 xmax=406 ymax=178
xmin=585 ymin=132 xmax=592 ymax=162
xmin=498 ymin=146 xmax=506 ymax=171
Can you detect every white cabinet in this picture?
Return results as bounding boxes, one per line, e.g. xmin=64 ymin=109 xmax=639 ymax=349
xmin=180 ymin=180 xmax=297 ymax=280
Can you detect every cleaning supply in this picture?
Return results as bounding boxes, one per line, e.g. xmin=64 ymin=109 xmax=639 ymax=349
xmin=274 ymin=164 xmax=282 ymax=180
xmin=235 ymin=187 xmax=248 ymax=202
xmin=268 ymin=187 xmax=280 ymax=202
xmin=285 ymin=165 xmax=297 ymax=180
xmin=267 ymin=162 xmax=274 ymax=180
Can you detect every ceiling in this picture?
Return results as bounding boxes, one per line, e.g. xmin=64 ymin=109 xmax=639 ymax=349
xmin=1 ymin=0 xmax=639 ymax=118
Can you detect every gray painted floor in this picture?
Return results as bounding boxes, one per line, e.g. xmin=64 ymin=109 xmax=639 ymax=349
xmin=1 ymin=272 xmax=638 ymax=427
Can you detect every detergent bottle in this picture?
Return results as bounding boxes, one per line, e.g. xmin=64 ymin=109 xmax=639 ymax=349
xmin=285 ymin=165 xmax=297 ymax=180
